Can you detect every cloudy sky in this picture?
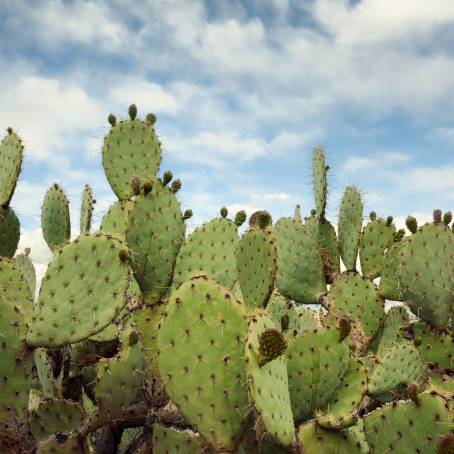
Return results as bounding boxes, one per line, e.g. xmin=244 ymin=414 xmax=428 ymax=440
xmin=1 ymin=0 xmax=453 ymax=268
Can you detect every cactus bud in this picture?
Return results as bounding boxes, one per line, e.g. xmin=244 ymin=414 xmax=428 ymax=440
xmin=128 ymin=330 xmax=140 ymax=346
xmin=6 ymin=127 xmax=13 ymax=134
xmin=438 ymin=434 xmax=454 ymax=454
xmin=128 ymin=103 xmax=137 ymax=120
xmin=433 ymin=209 xmax=442 ymax=224
xmin=338 ymin=318 xmax=351 ymax=342
xmin=130 ymin=176 xmax=141 ymax=195
xmin=171 ymin=178 xmax=182 ymax=193
xmin=394 ymin=229 xmax=405 ymax=242
xmin=24 ymin=247 xmax=31 ymax=256
xmin=249 ymin=210 xmax=272 ymax=229
xmin=443 ymin=211 xmax=452 ymax=225
xmin=407 ymin=383 xmax=420 ymax=407
xmin=220 ymin=207 xmax=228 ymax=218
xmin=310 ymin=208 xmax=316 ymax=217
xmin=294 ymin=204 xmax=302 ymax=223
xmin=234 ymin=210 xmax=247 ymax=227
xmin=143 ymin=179 xmax=154 ymax=196
xmin=258 ymin=328 xmax=287 ymax=366
xmin=146 ymin=112 xmax=156 ymax=126
xmin=118 ymin=249 xmax=131 ymax=263
xmin=183 ymin=209 xmax=193 ymax=221
xmin=107 ymin=113 xmax=117 ymax=126
xmin=413 ymin=336 xmax=422 ymax=347
xmin=386 ymin=215 xmax=393 ymax=226
xmin=405 ymin=215 xmax=418 ymax=234
xmin=281 ymin=314 xmax=290 ymax=331
xmin=162 ymin=170 xmax=173 ymax=187
xmin=369 ymin=211 xmax=377 ymax=221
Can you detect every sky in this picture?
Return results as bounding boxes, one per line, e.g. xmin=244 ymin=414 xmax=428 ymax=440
xmin=1 ymin=0 xmax=453 ymax=272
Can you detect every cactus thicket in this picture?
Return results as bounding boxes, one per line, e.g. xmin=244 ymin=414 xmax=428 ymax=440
xmin=0 ymin=108 xmax=452 ymax=453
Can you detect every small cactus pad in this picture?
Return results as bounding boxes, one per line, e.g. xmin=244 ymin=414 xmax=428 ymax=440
xmin=245 ymin=313 xmax=295 ymax=448
xmin=27 ymin=234 xmax=131 ymax=347
xmin=298 ymin=421 xmax=363 ymax=454
xmin=287 ymin=326 xmax=350 ymax=421
xmin=274 ymin=218 xmax=326 ymax=304
xmin=34 ymin=348 xmax=59 ymax=397
xmin=41 ymin=183 xmax=71 ymax=252
xmin=95 ymin=325 xmax=146 ymax=424
xmin=157 ymin=276 xmax=250 ymax=451
xmin=14 ymin=249 xmax=36 ymax=297
xmin=368 ymin=341 xmax=426 ymax=401
xmin=266 ymin=291 xmax=316 ymax=334
xmin=338 ymin=186 xmax=363 ymax=271
xmin=29 ymin=397 xmax=85 ymax=440
xmin=100 ymin=199 xmax=133 ymax=238
xmin=0 ymin=129 xmax=23 ymax=206
xmin=359 ymin=216 xmax=395 ymax=279
xmin=126 ymin=179 xmax=185 ymax=301
xmin=315 ymin=357 xmax=367 ymax=429
xmin=325 ymin=272 xmax=384 ymax=343
xmin=102 ymin=110 xmax=162 ymax=200
xmin=237 ymin=225 xmax=277 ymax=308
xmin=312 ymin=146 xmax=328 ymax=219
xmin=410 ymin=321 xmax=454 ymax=369
xmin=363 ymin=391 xmax=453 ymax=453
xmin=79 ymin=184 xmax=94 ymax=235
xmin=375 ymin=306 xmax=409 ymax=359
xmin=0 ymin=207 xmax=20 ymax=258
xmin=397 ymin=222 xmax=454 ymax=328
xmin=36 ymin=433 xmax=84 ymax=453
xmin=152 ymin=424 xmax=205 ymax=454
xmin=378 ymin=237 xmax=407 ymax=301
xmin=173 ymin=215 xmax=239 ymax=290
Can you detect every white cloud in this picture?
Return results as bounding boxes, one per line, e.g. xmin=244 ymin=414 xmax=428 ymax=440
xmin=251 ymin=192 xmax=290 ymax=201
xmin=343 ymin=152 xmax=411 ymax=172
xmin=399 ymin=166 xmax=454 ymax=192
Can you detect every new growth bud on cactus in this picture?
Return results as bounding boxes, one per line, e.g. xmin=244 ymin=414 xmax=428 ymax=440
xmin=146 ymin=112 xmax=156 ymax=126
xmin=234 ymin=210 xmax=246 ymax=226
xmin=130 ymin=176 xmax=141 ymax=195
xmin=443 ymin=210 xmax=452 ymax=225
xmin=142 ymin=178 xmax=154 ymax=195
xmin=369 ymin=211 xmax=377 ymax=221
xmin=220 ymin=206 xmax=228 ymax=218
xmin=107 ymin=113 xmax=117 ymax=126
xmin=183 ymin=209 xmax=193 ymax=220
xmin=162 ymin=170 xmax=173 ymax=186
xmin=407 ymin=383 xmax=421 ymax=406
xmin=128 ymin=103 xmax=137 ymax=120
xmin=249 ymin=210 xmax=272 ymax=229
xmin=406 ymin=215 xmax=418 ymax=233
xmin=386 ymin=215 xmax=393 ymax=226
xmin=394 ymin=228 xmax=405 ymax=241
xmin=433 ymin=209 xmax=442 ymax=224
xmin=170 ymin=178 xmax=181 ymax=193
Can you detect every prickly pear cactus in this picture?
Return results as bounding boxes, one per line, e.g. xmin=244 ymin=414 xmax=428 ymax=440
xmin=100 ymin=199 xmax=134 ymax=238
xmin=0 ymin=128 xmax=23 ymax=207
xmin=338 ymin=186 xmax=363 ymax=271
xmin=13 ymin=248 xmax=36 ymax=297
xmin=152 ymin=424 xmax=205 ymax=453
xmin=41 ymin=183 xmax=71 ymax=252
xmin=102 ymin=106 xmax=162 ymax=200
xmin=80 ymin=184 xmax=94 ymax=235
xmin=0 ymin=207 xmax=20 ymax=258
xmin=312 ymin=146 xmax=328 ymax=220
xmin=27 ymin=233 xmax=131 ymax=347
xmin=157 ymin=276 xmax=250 ymax=451
xmin=375 ymin=305 xmax=409 ymax=359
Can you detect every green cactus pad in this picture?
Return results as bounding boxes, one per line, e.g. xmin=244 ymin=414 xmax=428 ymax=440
xmin=0 ymin=291 xmax=33 ymax=430
xmin=274 ymin=218 xmax=326 ymax=304
xmin=237 ymin=225 xmax=277 ymax=308
xmin=173 ymin=216 xmax=239 ymax=290
xmin=117 ymin=427 xmax=143 ymax=454
xmin=375 ymin=306 xmax=409 ymax=359
xmin=325 ymin=272 xmax=384 ymax=344
xmin=298 ymin=421 xmax=363 ymax=454
xmin=410 ymin=321 xmax=453 ymax=369
xmin=100 ymin=199 xmax=133 ymax=238
xmin=245 ymin=313 xmax=294 ymax=448
xmin=338 ymin=186 xmax=363 ymax=271
xmin=102 ymin=115 xmax=162 ymax=200
xmin=363 ymin=391 xmax=453 ymax=453
xmin=0 ymin=207 xmax=20 ymax=258
xmin=287 ymin=326 xmax=350 ymax=421
xmin=368 ymin=341 xmax=426 ymax=401
xmin=152 ymin=424 xmax=205 ymax=454
xmin=41 ymin=183 xmax=71 ymax=252
xmin=0 ymin=129 xmax=23 ymax=206
xmin=359 ymin=216 xmax=395 ymax=279
xmin=266 ymin=291 xmax=316 ymax=334
xmin=312 ymin=146 xmax=328 ymax=220
xmin=34 ymin=348 xmax=59 ymax=397
xmin=378 ymin=238 xmax=406 ymax=301
xmin=126 ymin=179 xmax=185 ymax=302
xmin=29 ymin=397 xmax=85 ymax=440
xmin=95 ymin=325 xmax=146 ymax=424
xmin=157 ymin=276 xmax=250 ymax=451
xmin=315 ymin=357 xmax=367 ymax=429
xmin=14 ymin=249 xmax=36 ymax=298
xmin=36 ymin=433 xmax=84 ymax=453
xmin=398 ymin=222 xmax=453 ymax=328
xmin=79 ymin=184 xmax=94 ymax=235
xmin=27 ymin=233 xmax=131 ymax=347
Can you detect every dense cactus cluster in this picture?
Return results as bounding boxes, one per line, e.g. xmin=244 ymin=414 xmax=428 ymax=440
xmin=0 ymin=104 xmax=452 ymax=453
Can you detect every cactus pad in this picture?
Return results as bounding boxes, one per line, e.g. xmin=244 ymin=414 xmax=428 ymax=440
xmin=378 ymin=238 xmax=406 ymax=301
xmin=338 ymin=186 xmax=363 ymax=271
xmin=237 ymin=225 xmax=277 ymax=308
xmin=27 ymin=233 xmax=131 ymax=347
xmin=152 ymin=424 xmax=205 ymax=454
xmin=102 ymin=113 xmax=162 ymax=200
xmin=0 ymin=129 xmax=23 ymax=206
xmin=274 ymin=218 xmax=326 ymax=304
xmin=14 ymin=248 xmax=36 ymax=297
xmin=245 ymin=313 xmax=294 ymax=448
xmin=0 ymin=207 xmax=20 ymax=258
xmin=80 ymin=184 xmax=93 ymax=234
xmin=157 ymin=276 xmax=250 ymax=451
xmin=100 ymin=200 xmax=133 ymax=237
xmin=41 ymin=183 xmax=71 ymax=252
xmin=312 ymin=146 xmax=328 ymax=219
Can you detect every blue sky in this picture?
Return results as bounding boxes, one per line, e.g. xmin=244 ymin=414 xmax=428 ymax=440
xmin=1 ymin=0 xmax=453 ymax=265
